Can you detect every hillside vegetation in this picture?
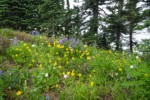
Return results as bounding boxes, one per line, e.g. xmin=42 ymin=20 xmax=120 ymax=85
xmin=0 ymin=29 xmax=150 ymax=100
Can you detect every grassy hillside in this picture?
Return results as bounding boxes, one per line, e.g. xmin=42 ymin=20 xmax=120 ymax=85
xmin=0 ymin=29 xmax=150 ymax=100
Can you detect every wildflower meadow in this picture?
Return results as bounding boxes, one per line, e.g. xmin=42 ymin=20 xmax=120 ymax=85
xmin=0 ymin=29 xmax=150 ymax=100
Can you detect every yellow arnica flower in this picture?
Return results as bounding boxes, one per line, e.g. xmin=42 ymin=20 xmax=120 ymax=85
xmin=53 ymin=62 xmax=57 ymax=66
xmin=32 ymin=59 xmax=35 ymax=62
xmin=72 ymin=57 xmax=75 ymax=60
xmin=58 ymin=66 xmax=62 ymax=69
xmin=87 ymin=56 xmax=91 ymax=60
xmin=89 ymin=74 xmax=92 ymax=77
xmin=55 ymin=84 xmax=59 ymax=88
xmin=71 ymin=72 xmax=75 ymax=76
xmin=89 ymin=82 xmax=94 ymax=87
xmin=67 ymin=72 xmax=70 ymax=75
xmin=15 ymin=54 xmax=18 ymax=57
xmin=23 ymin=44 xmax=27 ymax=46
xmin=66 ymin=61 xmax=69 ymax=64
xmin=78 ymin=73 xmax=82 ymax=77
xmin=92 ymin=70 xmax=96 ymax=73
xmin=118 ymin=68 xmax=122 ymax=71
xmin=16 ymin=91 xmax=22 ymax=96
xmin=39 ymin=64 xmax=42 ymax=68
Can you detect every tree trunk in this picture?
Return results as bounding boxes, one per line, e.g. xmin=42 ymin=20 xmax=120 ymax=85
xmin=91 ymin=0 xmax=99 ymax=35
xmin=116 ymin=30 xmax=121 ymax=50
xmin=129 ymin=26 xmax=133 ymax=53
xmin=66 ymin=0 xmax=70 ymax=9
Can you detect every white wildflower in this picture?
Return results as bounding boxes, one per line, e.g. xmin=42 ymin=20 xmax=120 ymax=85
xmin=130 ymin=65 xmax=134 ymax=69
xmin=136 ymin=56 xmax=139 ymax=59
xmin=32 ymin=44 xmax=35 ymax=47
xmin=84 ymin=45 xmax=87 ymax=47
xmin=45 ymin=73 xmax=49 ymax=77
xmin=63 ymin=74 xmax=68 ymax=79
xmin=115 ymin=73 xmax=118 ymax=76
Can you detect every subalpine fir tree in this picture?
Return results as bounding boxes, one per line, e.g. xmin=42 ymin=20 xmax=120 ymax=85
xmin=125 ymin=0 xmax=142 ymax=53
xmin=0 ymin=0 xmax=11 ymax=28
xmin=0 ymin=0 xmax=42 ymax=30
xmin=102 ymin=0 xmax=127 ymax=50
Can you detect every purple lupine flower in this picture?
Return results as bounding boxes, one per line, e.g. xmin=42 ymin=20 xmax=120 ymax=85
xmin=35 ymin=30 xmax=40 ymax=36
xmin=58 ymin=37 xmax=80 ymax=48
xmin=32 ymin=30 xmax=35 ymax=35
xmin=62 ymin=38 xmax=68 ymax=42
xmin=76 ymin=39 xmax=80 ymax=44
xmin=13 ymin=38 xmax=17 ymax=46
xmin=0 ymin=70 xmax=4 ymax=76
xmin=46 ymin=94 xmax=50 ymax=100
xmin=58 ymin=39 xmax=63 ymax=44
xmin=58 ymin=38 xmax=68 ymax=44
xmin=69 ymin=38 xmax=75 ymax=42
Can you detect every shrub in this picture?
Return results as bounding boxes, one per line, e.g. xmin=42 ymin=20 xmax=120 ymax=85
xmin=6 ymin=42 xmax=33 ymax=67
xmin=0 ymin=28 xmax=13 ymax=37
xmin=137 ymin=39 xmax=150 ymax=65
xmin=0 ymin=35 xmax=12 ymax=54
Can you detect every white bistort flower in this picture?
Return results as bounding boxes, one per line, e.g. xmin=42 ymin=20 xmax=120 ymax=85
xmin=63 ymin=74 xmax=68 ymax=79
xmin=115 ymin=73 xmax=118 ymax=76
xmin=45 ymin=73 xmax=49 ymax=77
xmin=32 ymin=44 xmax=35 ymax=47
xmin=130 ymin=65 xmax=134 ymax=69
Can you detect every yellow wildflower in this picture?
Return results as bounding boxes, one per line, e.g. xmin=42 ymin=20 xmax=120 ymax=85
xmin=61 ymin=45 xmax=64 ymax=48
xmin=76 ymin=50 xmax=78 ymax=52
xmin=39 ymin=64 xmax=42 ymax=68
xmin=71 ymin=72 xmax=75 ymax=76
xmin=72 ymin=57 xmax=75 ymax=60
xmin=66 ymin=61 xmax=69 ymax=64
xmin=55 ymin=84 xmax=59 ymax=88
xmin=78 ymin=73 xmax=82 ymax=77
xmin=32 ymin=59 xmax=35 ymax=62
xmin=57 ymin=57 xmax=62 ymax=61
xmin=49 ymin=60 xmax=52 ymax=63
xmin=118 ymin=68 xmax=122 ymax=71
xmin=16 ymin=91 xmax=22 ymax=96
xmin=92 ymin=70 xmax=96 ymax=73
xmin=48 ymin=43 xmax=51 ymax=47
xmin=89 ymin=82 xmax=94 ymax=87
xmin=89 ymin=74 xmax=92 ymax=77
xmin=23 ymin=44 xmax=27 ymax=46
xmin=16 ymin=48 xmax=19 ymax=50
xmin=66 ymin=48 xmax=69 ymax=51
xmin=58 ymin=65 xmax=62 ymax=69
xmin=56 ymin=52 xmax=59 ymax=55
xmin=53 ymin=62 xmax=57 ymax=66
xmin=15 ymin=54 xmax=18 ymax=57
xmin=86 ymin=52 xmax=89 ymax=56
xmin=70 ymin=48 xmax=73 ymax=52
xmin=87 ymin=56 xmax=91 ymax=60
xmin=67 ymin=72 xmax=70 ymax=75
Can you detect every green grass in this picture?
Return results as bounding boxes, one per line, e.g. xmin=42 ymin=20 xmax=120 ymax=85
xmin=0 ymin=29 xmax=150 ymax=100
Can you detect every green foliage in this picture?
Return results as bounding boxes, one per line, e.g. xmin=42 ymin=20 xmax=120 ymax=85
xmin=0 ymin=30 xmax=149 ymax=99
xmin=0 ymin=28 xmax=13 ymax=37
xmin=137 ymin=39 xmax=150 ymax=65
xmin=0 ymin=29 xmax=13 ymax=54
xmin=6 ymin=42 xmax=33 ymax=67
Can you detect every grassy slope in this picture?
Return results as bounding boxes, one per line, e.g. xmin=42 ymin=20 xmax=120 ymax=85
xmin=0 ymin=29 xmax=150 ymax=100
